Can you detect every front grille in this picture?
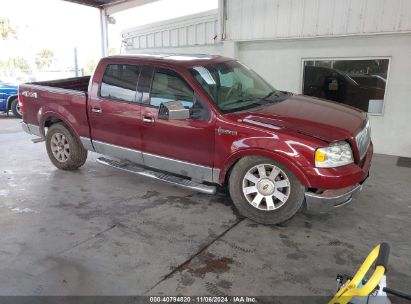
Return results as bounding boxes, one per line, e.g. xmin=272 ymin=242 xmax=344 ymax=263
xmin=355 ymin=120 xmax=371 ymax=160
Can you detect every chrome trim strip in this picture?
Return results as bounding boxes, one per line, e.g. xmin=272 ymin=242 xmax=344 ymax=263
xmin=91 ymin=140 xmax=219 ymax=183
xmin=93 ymin=140 xmax=144 ymax=164
xmin=242 ymin=118 xmax=281 ymax=130
xmin=21 ymin=122 xmax=30 ymax=134
xmin=80 ymin=137 xmax=95 ymax=152
xmin=21 ymin=122 xmax=43 ymax=138
xmin=143 ymin=152 xmax=214 ymax=183
xmin=212 ymin=168 xmax=221 ymax=184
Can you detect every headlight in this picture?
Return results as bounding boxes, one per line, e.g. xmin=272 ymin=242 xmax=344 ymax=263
xmin=315 ymin=141 xmax=354 ymax=168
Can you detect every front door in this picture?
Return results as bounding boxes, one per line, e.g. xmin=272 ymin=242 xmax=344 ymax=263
xmin=140 ymin=67 xmax=216 ymax=182
xmin=88 ymin=63 xmax=143 ymax=163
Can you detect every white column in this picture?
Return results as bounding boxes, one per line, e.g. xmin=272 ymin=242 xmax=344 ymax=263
xmin=100 ymin=8 xmax=109 ymax=57
xmin=222 ymin=40 xmax=239 ymax=59
xmin=218 ymin=0 xmax=227 ymax=40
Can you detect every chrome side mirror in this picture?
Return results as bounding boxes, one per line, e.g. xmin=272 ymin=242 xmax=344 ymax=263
xmin=158 ymin=101 xmax=190 ymax=120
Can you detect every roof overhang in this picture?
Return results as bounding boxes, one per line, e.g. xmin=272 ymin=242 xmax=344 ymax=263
xmin=62 ymin=0 xmax=160 ymax=15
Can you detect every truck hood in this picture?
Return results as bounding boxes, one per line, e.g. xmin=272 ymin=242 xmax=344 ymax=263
xmin=229 ymin=95 xmax=366 ymax=142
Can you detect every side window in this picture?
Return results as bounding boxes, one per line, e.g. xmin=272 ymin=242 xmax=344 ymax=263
xmin=100 ymin=64 xmax=140 ymax=103
xmin=150 ymin=69 xmax=194 ymax=109
xmin=137 ymin=66 xmax=154 ymax=104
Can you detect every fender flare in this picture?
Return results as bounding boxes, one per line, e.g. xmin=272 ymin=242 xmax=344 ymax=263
xmin=39 ymin=111 xmax=82 ymax=144
xmin=219 ymin=148 xmax=311 ymax=187
xmin=6 ymin=95 xmax=18 ymax=110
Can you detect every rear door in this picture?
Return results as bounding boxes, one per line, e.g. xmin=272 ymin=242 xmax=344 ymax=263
xmin=139 ymin=67 xmax=216 ymax=182
xmin=88 ymin=63 xmax=143 ymax=163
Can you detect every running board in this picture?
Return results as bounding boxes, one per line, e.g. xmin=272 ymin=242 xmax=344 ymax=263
xmin=96 ymin=157 xmax=216 ymax=195
xmin=32 ymin=137 xmax=45 ymax=143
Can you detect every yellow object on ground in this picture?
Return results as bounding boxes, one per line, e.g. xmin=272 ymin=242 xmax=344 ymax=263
xmin=329 ymin=244 xmax=386 ymax=304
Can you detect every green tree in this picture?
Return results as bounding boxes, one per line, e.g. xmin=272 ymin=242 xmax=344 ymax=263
xmin=35 ymin=49 xmax=55 ymax=70
xmin=10 ymin=57 xmax=30 ymax=71
xmin=0 ymin=18 xmax=17 ymax=40
xmin=0 ymin=57 xmax=30 ymax=73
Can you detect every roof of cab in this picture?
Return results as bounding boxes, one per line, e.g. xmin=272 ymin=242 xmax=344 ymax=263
xmin=104 ymin=53 xmax=233 ymax=68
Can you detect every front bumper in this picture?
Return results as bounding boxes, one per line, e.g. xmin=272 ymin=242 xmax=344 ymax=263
xmin=304 ymin=182 xmax=364 ymax=213
xmin=21 ymin=122 xmax=43 ymax=137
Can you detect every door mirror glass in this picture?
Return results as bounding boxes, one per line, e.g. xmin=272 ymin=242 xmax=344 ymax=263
xmin=158 ymin=101 xmax=190 ymax=120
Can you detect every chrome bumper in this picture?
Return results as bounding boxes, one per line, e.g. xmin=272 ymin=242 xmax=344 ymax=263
xmin=21 ymin=122 xmax=43 ymax=138
xmin=304 ymin=183 xmax=363 ymax=213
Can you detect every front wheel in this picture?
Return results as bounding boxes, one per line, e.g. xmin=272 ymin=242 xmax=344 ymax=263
xmin=46 ymin=123 xmax=88 ymax=170
xmin=229 ymin=156 xmax=305 ymax=225
xmin=11 ymin=98 xmax=22 ymax=119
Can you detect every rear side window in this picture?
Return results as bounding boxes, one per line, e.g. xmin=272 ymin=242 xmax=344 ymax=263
xmin=150 ymin=69 xmax=194 ymax=108
xmin=100 ymin=64 xmax=140 ymax=102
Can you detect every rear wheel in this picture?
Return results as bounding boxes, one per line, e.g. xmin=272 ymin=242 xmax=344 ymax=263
xmin=46 ymin=123 xmax=88 ymax=170
xmin=229 ymin=156 xmax=305 ymax=225
xmin=11 ymin=98 xmax=22 ymax=118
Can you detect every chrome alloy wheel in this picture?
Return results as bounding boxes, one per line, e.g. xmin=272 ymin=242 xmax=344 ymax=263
xmin=242 ymin=164 xmax=291 ymax=211
xmin=50 ymin=133 xmax=70 ymax=162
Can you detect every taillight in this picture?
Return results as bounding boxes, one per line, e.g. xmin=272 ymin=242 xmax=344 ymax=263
xmin=18 ymin=92 xmax=24 ymax=113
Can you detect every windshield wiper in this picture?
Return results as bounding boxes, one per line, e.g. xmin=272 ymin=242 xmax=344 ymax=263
xmin=260 ymin=90 xmax=286 ymax=101
xmin=218 ymin=97 xmax=256 ymax=108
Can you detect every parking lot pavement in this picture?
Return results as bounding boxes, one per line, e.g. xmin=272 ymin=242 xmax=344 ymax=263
xmin=0 ymin=116 xmax=410 ymax=296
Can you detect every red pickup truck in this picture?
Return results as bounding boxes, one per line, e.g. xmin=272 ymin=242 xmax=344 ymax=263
xmin=19 ymin=54 xmax=372 ymax=224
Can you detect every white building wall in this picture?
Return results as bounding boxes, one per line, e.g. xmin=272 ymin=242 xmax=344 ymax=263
xmin=122 ymin=3 xmax=411 ymax=157
xmin=238 ymin=34 xmax=411 ymax=157
xmin=226 ymin=0 xmax=411 ymax=41
xmin=122 ymin=10 xmax=219 ymax=50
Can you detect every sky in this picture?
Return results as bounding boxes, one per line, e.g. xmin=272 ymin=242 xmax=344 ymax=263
xmin=0 ymin=0 xmax=217 ymax=75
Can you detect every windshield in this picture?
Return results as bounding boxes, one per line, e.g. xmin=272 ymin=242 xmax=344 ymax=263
xmin=189 ymin=61 xmax=287 ymax=113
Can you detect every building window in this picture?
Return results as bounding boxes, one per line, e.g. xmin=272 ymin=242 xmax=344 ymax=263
xmin=302 ymin=58 xmax=389 ymax=114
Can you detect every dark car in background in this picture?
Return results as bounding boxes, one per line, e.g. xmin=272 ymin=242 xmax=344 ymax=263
xmin=0 ymin=80 xmax=21 ymax=118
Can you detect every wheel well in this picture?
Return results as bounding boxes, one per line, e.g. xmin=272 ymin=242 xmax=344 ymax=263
xmin=221 ymin=153 xmax=310 ymax=188
xmin=7 ymin=95 xmax=18 ymax=110
xmin=43 ymin=116 xmax=67 ymax=137
xmin=44 ymin=116 xmax=63 ymax=128
xmin=222 ymin=158 xmax=240 ymax=186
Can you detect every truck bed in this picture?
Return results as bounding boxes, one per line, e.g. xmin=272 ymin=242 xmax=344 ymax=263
xmin=28 ymin=76 xmax=90 ymax=93
xmin=19 ymin=76 xmax=91 ymax=141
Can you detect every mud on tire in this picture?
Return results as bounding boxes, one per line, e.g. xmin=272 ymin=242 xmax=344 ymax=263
xmin=46 ymin=122 xmax=88 ymax=170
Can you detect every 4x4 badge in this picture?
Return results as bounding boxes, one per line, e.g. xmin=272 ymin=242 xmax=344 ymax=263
xmin=217 ymin=127 xmax=237 ymax=136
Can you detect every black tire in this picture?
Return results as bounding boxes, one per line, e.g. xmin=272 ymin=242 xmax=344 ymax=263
xmin=11 ymin=98 xmax=22 ymax=119
xmin=228 ymin=156 xmax=305 ymax=225
xmin=46 ymin=122 xmax=88 ymax=170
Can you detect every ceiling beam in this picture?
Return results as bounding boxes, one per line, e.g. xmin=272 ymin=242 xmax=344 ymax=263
xmin=104 ymin=0 xmax=160 ymax=15
xmin=62 ymin=0 xmax=103 ymax=8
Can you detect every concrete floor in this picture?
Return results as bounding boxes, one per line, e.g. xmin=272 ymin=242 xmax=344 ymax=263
xmin=0 ymin=115 xmax=410 ymax=297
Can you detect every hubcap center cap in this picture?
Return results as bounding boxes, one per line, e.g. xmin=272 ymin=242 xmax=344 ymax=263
xmin=257 ymin=179 xmax=275 ymax=196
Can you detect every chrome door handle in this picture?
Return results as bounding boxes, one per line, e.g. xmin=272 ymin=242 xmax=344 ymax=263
xmin=143 ymin=117 xmax=154 ymax=123
xmin=92 ymin=107 xmax=102 ymax=113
